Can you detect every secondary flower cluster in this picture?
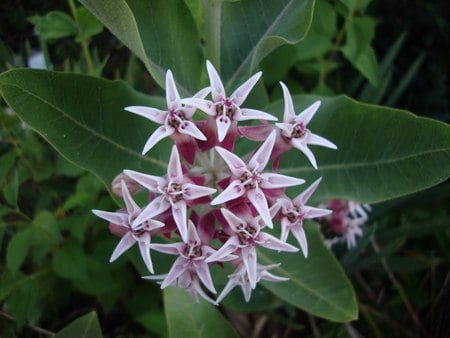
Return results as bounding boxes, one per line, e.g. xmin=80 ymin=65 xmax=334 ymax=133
xmin=93 ymin=61 xmax=337 ymax=304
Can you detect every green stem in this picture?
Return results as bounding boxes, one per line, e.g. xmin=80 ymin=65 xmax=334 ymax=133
xmin=68 ymin=0 xmax=95 ymax=75
xmin=202 ymin=0 xmax=222 ymax=70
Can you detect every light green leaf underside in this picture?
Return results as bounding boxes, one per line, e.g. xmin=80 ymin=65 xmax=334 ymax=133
xmin=164 ymin=287 xmax=239 ymax=338
xmin=258 ymin=223 xmax=357 ymax=322
xmin=270 ymin=95 xmax=450 ymax=204
xmin=0 ymin=69 xmax=167 ymax=189
xmin=80 ymin=0 xmax=202 ymax=95
xmin=221 ymin=0 xmax=315 ymax=87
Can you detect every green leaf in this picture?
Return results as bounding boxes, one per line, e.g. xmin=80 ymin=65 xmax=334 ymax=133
xmin=0 ymin=151 xmax=16 ymax=184
xmin=33 ymin=210 xmax=61 ymax=246
xmin=258 ymin=223 xmax=357 ymax=322
xmin=54 ymin=311 xmax=102 ymax=338
xmin=52 ymin=241 xmax=88 ymax=281
xmin=271 ymin=95 xmax=450 ymax=204
xmin=3 ymin=169 xmax=18 ymax=207
xmin=79 ymin=0 xmax=202 ymax=94
xmin=164 ymin=287 xmax=239 ymax=338
xmin=220 ymin=0 xmax=315 ymax=86
xmin=6 ymin=228 xmax=33 ymax=275
xmin=75 ymin=7 xmax=103 ymax=42
xmin=342 ymin=17 xmax=380 ymax=86
xmin=28 ymin=11 xmax=77 ymax=40
xmin=0 ymin=69 xmax=167 ymax=190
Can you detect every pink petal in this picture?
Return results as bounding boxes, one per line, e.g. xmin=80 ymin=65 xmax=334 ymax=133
xmin=180 ymin=98 xmax=215 ymax=116
xmin=258 ymin=232 xmax=299 ymax=252
xmin=221 ymin=208 xmax=245 ymax=233
xmin=297 ymin=100 xmax=321 ymax=126
xmin=133 ymin=196 xmax=171 ymax=227
xmin=241 ymin=246 xmax=258 ymax=288
xmin=138 ymin=233 xmax=154 ymax=273
xmin=291 ymin=138 xmax=318 ymax=169
xmin=186 ymin=220 xmax=201 ymax=248
xmin=247 ymin=188 xmax=272 ymax=228
xmin=211 ymin=179 xmax=245 ymax=205
xmin=248 ymin=130 xmax=276 ymax=171
xmin=165 ymin=70 xmax=181 ymax=110
xmin=160 ymin=257 xmax=186 ymax=289
xmin=235 ymin=108 xmax=277 ymax=122
xmin=110 ymin=232 xmax=135 ymax=262
xmin=205 ymin=236 xmax=240 ymax=263
xmin=280 ymin=217 xmax=291 ymax=242
xmin=167 ymin=146 xmax=183 ymax=182
xmin=124 ymin=106 xmax=166 ymax=124
xmin=178 ymin=120 xmax=207 ymax=140
xmin=216 ymin=114 xmax=232 ymax=142
xmin=182 ymin=183 xmax=216 ymax=200
xmin=123 ymin=169 xmax=167 ymax=192
xmin=292 ymin=178 xmax=322 ymax=206
xmin=231 ymin=72 xmax=262 ymax=106
xmin=120 ymin=180 xmax=140 ymax=214
xmin=275 ymin=122 xmax=294 ymax=136
xmin=150 ymin=242 xmax=185 ymax=255
xmin=280 ymin=82 xmax=296 ymax=122
xmin=218 ymin=123 xmax=238 ymax=151
xmin=216 ymin=277 xmax=239 ymax=303
xmin=142 ymin=125 xmax=174 ymax=154
xmin=215 ymin=146 xmax=247 ymax=176
xmin=171 ymin=200 xmax=188 ymax=241
xmin=196 ymin=262 xmax=216 ymax=294
xmin=303 ymin=206 xmax=332 ymax=219
xmin=290 ymin=226 xmax=308 ymax=258
xmin=260 ymin=173 xmax=305 ymax=189
xmin=238 ymin=124 xmax=274 ymax=141
xmin=306 ymin=132 xmax=337 ymax=149
xmin=92 ymin=209 xmax=128 ymax=226
xmin=206 ymin=60 xmax=226 ymax=102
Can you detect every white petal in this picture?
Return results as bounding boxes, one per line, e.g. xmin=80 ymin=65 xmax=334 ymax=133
xmin=216 ymin=114 xmax=231 ymax=142
xmin=161 ymin=257 xmax=186 ymax=289
xmin=302 ymin=205 xmax=332 ymax=219
xmin=291 ymin=226 xmax=308 ymax=258
xmin=167 ymin=146 xmax=183 ymax=181
xmin=110 ymin=232 xmax=135 ymax=262
xmin=178 ymin=120 xmax=207 ymax=140
xmin=124 ymin=106 xmax=166 ymax=124
xmin=260 ymin=173 xmax=304 ymax=189
xmin=241 ymin=246 xmax=258 ymax=289
xmin=123 ymin=169 xmax=167 ymax=191
xmin=221 ymin=208 xmax=245 ymax=233
xmin=180 ymin=98 xmax=215 ymax=116
xmin=306 ymin=132 xmax=337 ymax=149
xmin=182 ymin=183 xmax=216 ymax=200
xmin=215 ymin=146 xmax=247 ymax=176
xmin=297 ymin=100 xmax=321 ymax=126
xmin=92 ymin=209 xmax=128 ymax=226
xmin=235 ymin=108 xmax=277 ymax=122
xmin=248 ymin=130 xmax=276 ymax=172
xmin=210 ymin=179 xmax=245 ymax=205
xmin=138 ymin=234 xmax=154 ymax=273
xmin=215 ymin=277 xmax=239 ymax=304
xmin=292 ymin=178 xmax=322 ymax=206
xmin=275 ymin=122 xmax=294 ymax=137
xmin=133 ymin=196 xmax=170 ymax=227
xmin=165 ymin=70 xmax=181 ymax=109
xmin=258 ymin=232 xmax=299 ymax=252
xmin=280 ymin=82 xmax=296 ymax=122
xmin=142 ymin=125 xmax=174 ymax=154
xmin=231 ymin=72 xmax=262 ymax=106
xmin=196 ymin=262 xmax=216 ymax=294
xmin=247 ymin=188 xmax=272 ymax=228
xmin=150 ymin=242 xmax=185 ymax=255
xmin=291 ymin=138 xmax=318 ymax=169
xmin=171 ymin=200 xmax=188 ymax=241
xmin=205 ymin=236 xmax=240 ymax=263
xmin=206 ymin=60 xmax=226 ymax=102
xmin=120 ymin=180 xmax=140 ymax=215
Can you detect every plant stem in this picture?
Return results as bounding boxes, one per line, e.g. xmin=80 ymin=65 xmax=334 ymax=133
xmin=202 ymin=0 xmax=222 ymax=70
xmin=68 ymin=0 xmax=95 ymax=76
xmin=0 ymin=310 xmax=55 ymax=336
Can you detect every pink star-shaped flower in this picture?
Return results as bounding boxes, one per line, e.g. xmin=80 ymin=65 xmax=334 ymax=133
xmin=271 ymin=178 xmax=331 ymax=257
xmin=124 ymin=146 xmax=216 ymax=241
xmin=205 ymin=209 xmax=298 ymax=288
xmin=211 ymin=130 xmax=304 ymax=228
xmin=276 ymin=82 xmax=337 ymax=169
xmin=125 ymin=70 xmax=209 ymax=155
xmin=216 ymin=263 xmax=288 ymax=303
xmin=182 ymin=60 xmax=277 ymax=143
xmin=92 ymin=180 xmax=164 ymax=273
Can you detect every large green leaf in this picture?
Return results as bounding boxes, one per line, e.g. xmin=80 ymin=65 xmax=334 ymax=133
xmin=271 ymin=95 xmax=450 ymax=204
xmin=54 ymin=311 xmax=102 ymax=338
xmin=164 ymin=287 xmax=239 ymax=338
xmin=220 ymin=0 xmax=315 ymax=87
xmin=258 ymin=223 xmax=357 ymax=322
xmin=0 ymin=69 xmax=167 ymax=190
xmin=79 ymin=0 xmax=202 ymax=95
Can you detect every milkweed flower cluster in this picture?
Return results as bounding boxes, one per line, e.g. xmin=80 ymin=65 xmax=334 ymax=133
xmin=319 ymin=199 xmax=371 ymax=249
xmin=93 ymin=61 xmax=337 ymax=304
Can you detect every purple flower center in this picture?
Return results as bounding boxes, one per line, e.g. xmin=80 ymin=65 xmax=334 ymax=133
xmin=168 ymin=109 xmax=187 ymax=129
xmin=291 ymin=122 xmax=307 ymax=138
xmin=216 ymin=99 xmax=236 ymax=119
